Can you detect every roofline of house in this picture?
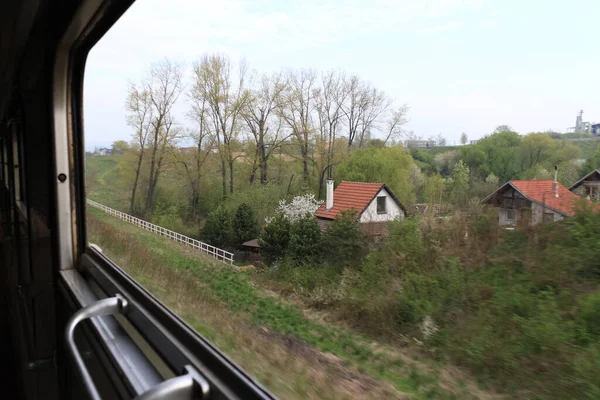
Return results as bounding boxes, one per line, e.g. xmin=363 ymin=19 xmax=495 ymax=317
xmin=480 ymin=180 xmax=573 ymax=217
xmin=315 ymin=182 xmax=408 ymax=220
xmin=568 ymin=169 xmax=600 ymax=191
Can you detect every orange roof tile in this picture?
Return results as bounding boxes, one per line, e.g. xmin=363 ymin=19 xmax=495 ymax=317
xmin=510 ymin=180 xmax=583 ymax=216
xmin=314 ymin=181 xmax=394 ymax=220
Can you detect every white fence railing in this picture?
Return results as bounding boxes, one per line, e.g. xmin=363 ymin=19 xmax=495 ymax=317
xmin=87 ymin=199 xmax=234 ymax=265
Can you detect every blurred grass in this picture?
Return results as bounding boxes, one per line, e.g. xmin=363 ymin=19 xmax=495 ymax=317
xmin=87 ymin=207 xmax=494 ymax=399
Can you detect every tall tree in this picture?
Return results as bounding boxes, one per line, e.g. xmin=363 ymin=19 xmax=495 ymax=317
xmin=460 ymin=132 xmax=468 ymax=145
xmin=125 ymin=83 xmax=153 ymax=215
xmin=314 ymin=70 xmax=347 ymax=197
xmin=144 ymin=59 xmax=183 ymax=214
xmin=243 ymin=72 xmax=288 ymax=185
xmin=383 ymin=105 xmax=409 ymax=146
xmin=341 ymin=75 xmax=391 ymax=150
xmin=279 ymin=69 xmax=318 ymax=182
xmin=191 ymin=54 xmax=248 ymax=197
xmin=176 ymin=91 xmax=215 ymax=216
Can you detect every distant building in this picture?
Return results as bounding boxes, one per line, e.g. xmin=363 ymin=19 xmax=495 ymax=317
xmin=569 ymin=169 xmax=600 ymax=201
xmin=94 ymin=147 xmax=112 ymax=156
xmin=404 ymin=139 xmax=436 ymax=149
xmin=314 ymin=181 xmax=407 ymax=237
xmin=569 ymin=110 xmax=597 ymax=134
xmin=180 ymin=146 xmax=196 ymax=153
xmin=469 ymin=140 xmax=479 ymax=145
xmin=483 ymin=168 xmax=600 ymax=227
xmin=482 ymin=179 xmax=582 ymax=226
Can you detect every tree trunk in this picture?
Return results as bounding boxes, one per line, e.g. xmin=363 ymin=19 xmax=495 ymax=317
xmin=259 ymin=150 xmax=268 ymax=185
xmin=220 ymin=158 xmax=227 ymax=199
xmin=229 ymin=158 xmax=234 ymax=193
xmin=301 ymin=143 xmax=309 ymax=182
xmin=130 ymin=150 xmax=144 ymax=215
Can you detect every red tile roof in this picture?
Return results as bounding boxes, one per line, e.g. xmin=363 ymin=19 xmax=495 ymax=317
xmin=509 ymin=180 xmax=583 ymax=216
xmin=314 ymin=181 xmax=392 ymax=220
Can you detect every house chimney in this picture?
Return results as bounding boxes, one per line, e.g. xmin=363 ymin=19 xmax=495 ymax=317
xmin=553 ymin=165 xmax=559 ymax=198
xmin=326 ymin=179 xmax=334 ymax=211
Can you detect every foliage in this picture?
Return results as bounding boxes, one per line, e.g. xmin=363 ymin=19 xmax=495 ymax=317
xmin=336 ymin=147 xmax=416 ymax=206
xmin=258 ymin=213 xmax=291 ymax=264
xmin=323 ymin=210 xmax=366 ymax=269
xmin=448 ymin=160 xmax=470 ymax=206
xmin=232 ymin=203 xmax=259 ymax=249
xmin=200 ymin=206 xmax=232 ymax=249
xmin=287 ymin=215 xmax=324 ymax=265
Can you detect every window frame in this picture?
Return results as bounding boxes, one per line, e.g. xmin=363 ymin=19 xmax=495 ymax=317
xmin=506 ymin=208 xmax=516 ymax=221
xmin=52 ymin=0 xmax=277 ymax=398
xmin=543 ymin=212 xmax=554 ymax=222
xmin=376 ymin=195 xmax=387 ymax=214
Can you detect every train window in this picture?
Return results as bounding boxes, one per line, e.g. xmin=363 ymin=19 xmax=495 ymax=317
xmin=84 ymin=0 xmax=419 ymax=397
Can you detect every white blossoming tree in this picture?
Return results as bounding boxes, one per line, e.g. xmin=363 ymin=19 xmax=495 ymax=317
xmin=265 ymin=193 xmax=323 ymax=223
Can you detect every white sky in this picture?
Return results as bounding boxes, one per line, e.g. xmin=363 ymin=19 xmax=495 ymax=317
xmin=84 ymin=0 xmax=600 ymax=149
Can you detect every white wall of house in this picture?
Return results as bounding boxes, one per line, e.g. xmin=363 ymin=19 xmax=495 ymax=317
xmin=359 ymin=188 xmax=404 ymax=223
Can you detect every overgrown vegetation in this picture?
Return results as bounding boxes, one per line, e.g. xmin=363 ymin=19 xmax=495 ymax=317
xmin=88 ymin=208 xmax=493 ymax=400
xmin=258 ymin=205 xmax=600 ymax=399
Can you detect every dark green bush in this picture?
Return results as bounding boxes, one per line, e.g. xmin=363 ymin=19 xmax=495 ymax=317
xmin=200 ymin=206 xmax=232 ymax=249
xmin=323 ymin=210 xmax=366 ymax=270
xmin=258 ymin=213 xmax=290 ymax=265
xmin=232 ymin=203 xmax=259 ymax=249
xmin=287 ymin=215 xmax=324 ymax=265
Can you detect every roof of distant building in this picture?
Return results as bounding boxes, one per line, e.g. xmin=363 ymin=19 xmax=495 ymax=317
xmin=483 ymin=180 xmax=585 ymax=216
xmin=314 ymin=181 xmax=406 ymax=220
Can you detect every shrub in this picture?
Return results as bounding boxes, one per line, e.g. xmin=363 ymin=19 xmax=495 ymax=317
xmin=288 ymin=215 xmax=324 ymax=265
xmin=258 ymin=213 xmax=291 ymax=265
xmin=200 ymin=206 xmax=232 ymax=249
xmin=232 ymin=203 xmax=259 ymax=249
xmin=324 ymin=210 xmax=366 ymax=269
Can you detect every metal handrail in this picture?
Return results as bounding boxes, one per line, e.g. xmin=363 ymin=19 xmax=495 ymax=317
xmin=65 ymin=295 xmax=210 ymax=400
xmin=86 ymin=199 xmax=234 ymax=265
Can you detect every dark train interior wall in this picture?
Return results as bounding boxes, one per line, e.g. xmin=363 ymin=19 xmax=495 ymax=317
xmin=0 ymin=1 xmax=119 ymax=399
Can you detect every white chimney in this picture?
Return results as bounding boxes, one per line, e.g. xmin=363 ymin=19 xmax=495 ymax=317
xmin=326 ymin=179 xmax=334 ymax=210
xmin=553 ymin=165 xmax=559 ymax=198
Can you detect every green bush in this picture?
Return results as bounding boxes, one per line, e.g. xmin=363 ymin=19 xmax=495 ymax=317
xmin=232 ymin=203 xmax=259 ymax=249
xmin=287 ymin=215 xmax=324 ymax=265
xmin=323 ymin=210 xmax=366 ymax=269
xmin=258 ymin=213 xmax=291 ymax=265
xmin=200 ymin=206 xmax=232 ymax=249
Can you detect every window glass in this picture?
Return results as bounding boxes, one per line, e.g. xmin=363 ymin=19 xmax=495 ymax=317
xmin=506 ymin=209 xmax=515 ymax=220
xmin=82 ymin=1 xmax=598 ymax=399
xmin=377 ymin=196 xmax=386 ymax=213
xmin=543 ymin=212 xmax=554 ymax=222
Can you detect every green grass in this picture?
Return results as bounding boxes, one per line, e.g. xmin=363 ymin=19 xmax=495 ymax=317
xmin=87 ymin=207 xmax=487 ymax=399
xmin=86 ymin=155 xmax=130 ymax=211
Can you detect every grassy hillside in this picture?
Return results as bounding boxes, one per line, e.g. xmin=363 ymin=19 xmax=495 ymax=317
xmin=86 ymin=155 xmax=130 ymax=211
xmin=87 ymin=207 xmax=497 ymax=400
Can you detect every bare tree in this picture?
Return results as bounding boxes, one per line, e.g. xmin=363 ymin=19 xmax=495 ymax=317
xmin=243 ymin=72 xmax=289 ymax=184
xmin=144 ymin=59 xmax=183 ymax=214
xmin=314 ymin=70 xmax=347 ymax=197
xmin=125 ymin=82 xmax=153 ymax=215
xmin=341 ymin=75 xmax=391 ymax=150
xmin=174 ymin=93 xmax=215 ymax=216
xmin=383 ymin=105 xmax=409 ymax=146
xmin=279 ymin=69 xmax=318 ymax=182
xmin=191 ymin=54 xmax=248 ymax=197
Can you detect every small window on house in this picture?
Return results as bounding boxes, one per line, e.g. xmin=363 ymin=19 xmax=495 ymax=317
xmin=506 ymin=209 xmax=515 ymax=220
xmin=543 ymin=212 xmax=554 ymax=222
xmin=377 ymin=196 xmax=386 ymax=214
